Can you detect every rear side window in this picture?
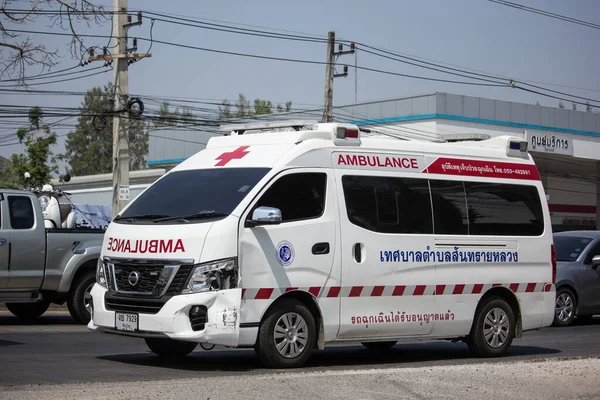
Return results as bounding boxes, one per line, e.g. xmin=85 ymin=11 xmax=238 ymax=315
xmin=429 ymin=180 xmax=468 ymax=235
xmin=253 ymin=172 xmax=327 ymax=222
xmin=8 ymin=196 xmax=34 ymax=230
xmin=341 ymin=175 xmax=433 ymax=234
xmin=465 ymin=182 xmax=544 ymax=236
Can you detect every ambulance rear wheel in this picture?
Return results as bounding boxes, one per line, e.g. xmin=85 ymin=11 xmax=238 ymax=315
xmin=145 ymin=338 xmax=197 ymax=358
xmin=361 ymin=341 xmax=397 ymax=351
xmin=255 ymin=299 xmax=316 ymax=368
xmin=466 ymin=296 xmax=515 ymax=357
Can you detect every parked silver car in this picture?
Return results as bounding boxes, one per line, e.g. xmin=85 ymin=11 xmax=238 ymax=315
xmin=553 ymin=230 xmax=600 ymax=326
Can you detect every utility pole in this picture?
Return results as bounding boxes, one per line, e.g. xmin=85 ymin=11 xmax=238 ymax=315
xmin=321 ymin=31 xmax=355 ymax=123
xmin=87 ymin=0 xmax=150 ymax=217
xmin=112 ymin=0 xmax=129 ymax=218
xmin=322 ymin=31 xmax=335 ymax=123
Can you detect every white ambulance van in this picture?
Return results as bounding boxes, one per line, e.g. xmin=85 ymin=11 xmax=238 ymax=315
xmin=88 ymin=120 xmax=556 ymax=368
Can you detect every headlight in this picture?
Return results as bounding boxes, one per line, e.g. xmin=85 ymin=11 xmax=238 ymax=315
xmin=183 ymin=258 xmax=238 ymax=294
xmin=38 ymin=195 xmax=49 ymax=212
xmin=96 ymin=258 xmax=107 ymax=288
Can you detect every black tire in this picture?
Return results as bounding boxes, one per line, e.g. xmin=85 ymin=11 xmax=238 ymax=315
xmin=466 ymin=296 xmax=515 ymax=358
xmin=6 ymin=301 xmax=50 ymax=320
xmin=553 ymin=287 xmax=577 ymax=327
xmin=361 ymin=341 xmax=397 ymax=351
xmin=255 ymin=299 xmax=317 ymax=368
xmin=67 ymin=271 xmax=96 ymax=325
xmin=145 ymin=338 xmax=198 ymax=358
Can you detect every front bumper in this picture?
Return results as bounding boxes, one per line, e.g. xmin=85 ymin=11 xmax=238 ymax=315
xmin=87 ymin=284 xmax=256 ymax=347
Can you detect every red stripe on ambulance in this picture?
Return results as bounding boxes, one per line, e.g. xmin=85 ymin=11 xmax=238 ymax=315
xmin=425 ymin=157 xmax=541 ymax=180
xmin=241 ymin=282 xmax=554 ymax=299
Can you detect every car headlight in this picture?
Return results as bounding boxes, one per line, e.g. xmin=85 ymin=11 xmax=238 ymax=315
xmin=38 ymin=195 xmax=49 ymax=212
xmin=96 ymin=258 xmax=108 ymax=288
xmin=183 ymin=258 xmax=238 ymax=294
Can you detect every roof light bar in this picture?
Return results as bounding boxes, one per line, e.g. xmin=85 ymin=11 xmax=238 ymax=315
xmin=219 ymin=120 xmax=318 ymax=133
xmin=336 ymin=126 xmax=359 ymax=139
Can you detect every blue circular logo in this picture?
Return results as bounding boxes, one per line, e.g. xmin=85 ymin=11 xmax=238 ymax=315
xmin=276 ymin=241 xmax=295 ymax=266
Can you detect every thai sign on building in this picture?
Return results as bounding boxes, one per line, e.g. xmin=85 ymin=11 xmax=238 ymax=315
xmin=525 ymin=131 xmax=573 ymax=156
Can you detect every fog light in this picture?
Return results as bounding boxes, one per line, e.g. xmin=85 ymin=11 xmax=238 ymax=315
xmin=189 ymin=305 xmax=207 ymax=332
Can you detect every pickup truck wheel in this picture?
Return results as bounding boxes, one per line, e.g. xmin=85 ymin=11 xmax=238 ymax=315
xmin=6 ymin=301 xmax=50 ymax=320
xmin=145 ymin=338 xmax=198 ymax=358
xmin=68 ymin=272 xmax=96 ymax=324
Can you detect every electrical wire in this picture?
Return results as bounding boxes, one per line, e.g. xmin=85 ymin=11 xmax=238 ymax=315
xmin=488 ymin=0 xmax=600 ymax=30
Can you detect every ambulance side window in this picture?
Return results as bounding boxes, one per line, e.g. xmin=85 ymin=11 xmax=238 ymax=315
xmin=464 ymin=182 xmax=544 ymax=236
xmin=341 ymin=175 xmax=433 ymax=234
xmin=253 ymin=172 xmax=327 ymax=222
xmin=429 ymin=180 xmax=469 ymax=235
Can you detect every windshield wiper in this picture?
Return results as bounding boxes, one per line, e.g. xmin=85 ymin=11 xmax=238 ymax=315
xmin=153 ymin=211 xmax=229 ymax=223
xmin=113 ymin=214 xmax=170 ymax=223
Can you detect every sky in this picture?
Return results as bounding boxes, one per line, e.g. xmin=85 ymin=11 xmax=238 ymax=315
xmin=1 ymin=0 xmax=599 ymax=174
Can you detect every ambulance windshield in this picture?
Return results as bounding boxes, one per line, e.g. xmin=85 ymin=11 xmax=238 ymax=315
xmin=114 ymin=167 xmax=270 ymax=224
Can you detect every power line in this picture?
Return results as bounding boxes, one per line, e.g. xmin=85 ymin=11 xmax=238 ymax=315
xmin=488 ymin=0 xmax=600 ymax=30
xmin=0 ymin=69 xmax=111 ymax=88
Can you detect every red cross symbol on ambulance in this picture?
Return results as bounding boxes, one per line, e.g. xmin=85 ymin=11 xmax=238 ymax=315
xmin=214 ymin=146 xmax=250 ymax=166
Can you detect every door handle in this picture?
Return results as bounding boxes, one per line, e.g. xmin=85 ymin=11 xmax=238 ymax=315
xmin=0 ymin=237 xmax=8 ymax=246
xmin=354 ymin=243 xmax=363 ymax=263
xmin=312 ymin=242 xmax=330 ymax=255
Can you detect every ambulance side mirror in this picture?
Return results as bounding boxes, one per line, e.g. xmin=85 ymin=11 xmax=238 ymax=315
xmin=246 ymin=206 xmax=282 ymax=227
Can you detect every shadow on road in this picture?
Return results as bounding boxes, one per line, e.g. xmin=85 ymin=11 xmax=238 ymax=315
xmin=572 ymin=316 xmax=600 ymax=326
xmin=98 ymin=341 xmax=561 ymax=373
xmin=0 ymin=314 xmax=77 ymax=326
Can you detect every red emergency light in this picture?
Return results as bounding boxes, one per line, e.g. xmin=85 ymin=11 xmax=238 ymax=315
xmin=336 ymin=127 xmax=359 ymax=139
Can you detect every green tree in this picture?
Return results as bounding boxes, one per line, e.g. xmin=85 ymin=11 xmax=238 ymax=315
xmin=218 ymin=100 xmax=232 ymax=120
xmin=277 ymin=101 xmax=292 ymax=112
xmin=218 ymin=93 xmax=292 ymax=120
xmin=235 ymin=93 xmax=252 ymax=118
xmin=153 ymin=101 xmax=196 ymax=128
xmin=0 ymin=106 xmax=58 ymax=189
xmin=558 ymin=101 xmax=565 ymax=109
xmin=253 ymin=99 xmax=273 ymax=115
xmin=60 ymin=83 xmax=149 ymax=176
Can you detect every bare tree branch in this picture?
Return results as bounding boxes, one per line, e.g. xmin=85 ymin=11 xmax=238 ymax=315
xmin=1 ymin=0 xmax=41 ymax=22
xmin=0 ymin=0 xmax=108 ymax=85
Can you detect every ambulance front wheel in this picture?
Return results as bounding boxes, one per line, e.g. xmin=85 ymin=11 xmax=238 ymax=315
xmin=255 ymin=298 xmax=317 ymax=368
xmin=144 ymin=337 xmax=198 ymax=358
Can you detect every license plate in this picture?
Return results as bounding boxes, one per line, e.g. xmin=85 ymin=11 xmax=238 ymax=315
xmin=115 ymin=312 xmax=138 ymax=331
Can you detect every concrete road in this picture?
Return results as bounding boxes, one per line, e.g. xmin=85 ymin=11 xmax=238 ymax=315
xmin=1 ymin=358 xmax=599 ymax=400
xmin=0 ymin=312 xmax=599 ymax=380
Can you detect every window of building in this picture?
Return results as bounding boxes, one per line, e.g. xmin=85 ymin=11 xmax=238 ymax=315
xmin=252 ymin=172 xmax=327 ymax=222
xmin=464 ymin=182 xmax=544 ymax=236
xmin=341 ymin=175 xmax=433 ymax=234
xmin=8 ymin=196 xmax=35 ymax=230
xmin=429 ymin=180 xmax=469 ymax=235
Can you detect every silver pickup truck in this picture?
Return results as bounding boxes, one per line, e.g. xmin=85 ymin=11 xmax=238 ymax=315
xmin=0 ymin=189 xmax=105 ymax=324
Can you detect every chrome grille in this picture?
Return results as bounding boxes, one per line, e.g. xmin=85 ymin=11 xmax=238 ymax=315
xmin=166 ymin=265 xmax=194 ymax=295
xmin=104 ymin=258 xmax=194 ymax=298
xmin=105 ymin=296 xmax=166 ymax=314
xmin=113 ymin=264 xmax=163 ymax=294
